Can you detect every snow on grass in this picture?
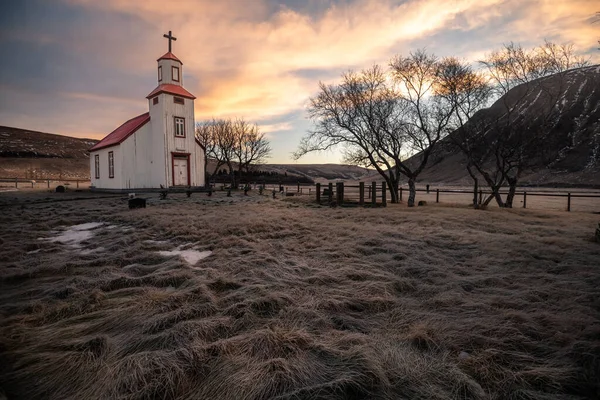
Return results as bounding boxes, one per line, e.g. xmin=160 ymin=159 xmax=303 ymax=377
xmin=157 ymin=248 xmax=212 ymax=265
xmin=45 ymin=222 xmax=104 ymax=248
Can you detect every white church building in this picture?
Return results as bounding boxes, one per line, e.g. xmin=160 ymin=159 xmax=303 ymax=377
xmin=89 ymin=32 xmax=205 ymax=190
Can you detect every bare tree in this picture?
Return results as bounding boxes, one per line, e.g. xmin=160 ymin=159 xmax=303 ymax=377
xmin=196 ymin=118 xmax=271 ymax=188
xmin=388 ymin=51 xmax=463 ymax=205
xmin=195 ymin=118 xmax=236 ymax=185
xmin=451 ymin=41 xmax=589 ymax=208
xmin=438 ymin=59 xmax=493 ymax=207
xmin=195 ymin=120 xmax=217 ymax=186
xmin=296 ymin=52 xmax=476 ymax=206
xmin=232 ymin=119 xmax=272 ymax=185
xmin=294 ymin=65 xmax=409 ymax=203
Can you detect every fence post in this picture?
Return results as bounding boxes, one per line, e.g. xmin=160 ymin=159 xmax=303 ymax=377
xmin=336 ymin=182 xmax=344 ymax=205
xmin=479 ymin=190 xmax=483 ymax=205
xmin=382 ymin=182 xmax=387 ymax=207
xmin=316 ymin=183 xmax=321 ymax=203
xmin=523 ymin=191 xmax=527 ymax=208
xmin=436 ymin=189 xmax=439 ymax=203
xmin=473 ymin=180 xmax=478 ymax=208
xmin=76 ymin=180 xmax=79 ymax=188
xmin=47 ymin=179 xmax=50 ymax=188
xmin=567 ymin=192 xmax=571 ymax=212
xmin=359 ymin=182 xmax=364 ymax=206
xmin=297 ymin=182 xmax=300 ymax=193
xmin=371 ymin=182 xmax=376 ymax=205
xmin=328 ymin=182 xmax=333 ymax=203
xmin=31 ymin=181 xmax=34 ymax=188
xmin=15 ymin=177 xmax=18 ymax=188
xmin=400 ymin=187 xmax=403 ymax=202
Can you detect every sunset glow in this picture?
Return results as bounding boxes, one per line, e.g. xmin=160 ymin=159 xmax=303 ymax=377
xmin=1 ymin=0 xmax=598 ymax=163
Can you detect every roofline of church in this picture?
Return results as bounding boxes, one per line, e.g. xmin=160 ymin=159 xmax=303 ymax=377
xmin=89 ymin=112 xmax=151 ymax=152
xmin=146 ymin=83 xmax=196 ymax=100
xmin=157 ymin=52 xmax=182 ymax=64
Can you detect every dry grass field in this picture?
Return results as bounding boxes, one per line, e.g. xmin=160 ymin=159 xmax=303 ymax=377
xmin=1 ymin=190 xmax=599 ymax=399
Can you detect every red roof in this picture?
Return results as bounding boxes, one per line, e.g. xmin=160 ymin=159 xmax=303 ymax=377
xmin=146 ymin=83 xmax=196 ymax=100
xmin=157 ymin=52 xmax=182 ymax=64
xmin=89 ymin=112 xmax=150 ymax=152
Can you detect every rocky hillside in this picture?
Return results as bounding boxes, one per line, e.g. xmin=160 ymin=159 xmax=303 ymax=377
xmin=0 ymin=126 xmax=97 ymax=179
xmin=407 ymin=65 xmax=600 ymax=187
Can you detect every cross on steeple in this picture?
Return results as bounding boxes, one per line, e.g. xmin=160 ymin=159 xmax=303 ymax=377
xmin=163 ymin=30 xmax=177 ymax=53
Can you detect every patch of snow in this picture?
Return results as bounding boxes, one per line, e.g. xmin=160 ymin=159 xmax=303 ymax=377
xmin=144 ymin=239 xmax=170 ymax=245
xmin=80 ymin=247 xmax=105 ymax=255
xmin=157 ymin=249 xmax=212 ymax=265
xmin=45 ymin=222 xmax=104 ymax=248
xmin=71 ymin=222 xmax=104 ymax=231
xmin=27 ymin=249 xmax=42 ymax=254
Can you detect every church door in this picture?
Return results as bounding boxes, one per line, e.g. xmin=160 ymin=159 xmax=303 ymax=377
xmin=172 ymin=155 xmax=190 ymax=186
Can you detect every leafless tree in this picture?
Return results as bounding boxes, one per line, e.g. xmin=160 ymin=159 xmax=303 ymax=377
xmin=294 ymin=65 xmax=409 ymax=203
xmin=388 ymin=51 xmax=467 ymax=206
xmin=232 ymin=119 xmax=272 ymax=184
xmin=195 ymin=118 xmax=236 ymax=185
xmin=451 ymin=41 xmax=589 ymax=208
xmin=438 ymin=59 xmax=493 ymax=207
xmin=196 ymin=118 xmax=271 ymax=188
xmin=296 ymin=52 xmax=469 ymax=206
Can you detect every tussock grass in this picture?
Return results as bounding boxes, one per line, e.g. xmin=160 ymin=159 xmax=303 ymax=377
xmin=0 ymin=191 xmax=599 ymax=399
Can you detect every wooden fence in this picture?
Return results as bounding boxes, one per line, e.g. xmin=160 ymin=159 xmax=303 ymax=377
xmin=256 ymin=181 xmax=600 ymax=212
xmin=0 ymin=177 xmax=90 ymax=189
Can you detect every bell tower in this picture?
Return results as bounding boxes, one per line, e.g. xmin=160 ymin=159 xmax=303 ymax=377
xmin=145 ymin=31 xmax=201 ymax=187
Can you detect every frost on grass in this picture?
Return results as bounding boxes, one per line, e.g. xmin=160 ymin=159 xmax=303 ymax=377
xmin=158 ymin=247 xmax=212 ymax=265
xmin=2 ymin=191 xmax=600 ymax=400
xmin=44 ymin=222 xmax=104 ymax=248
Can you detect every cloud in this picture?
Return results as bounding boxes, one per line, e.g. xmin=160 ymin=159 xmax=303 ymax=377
xmin=1 ymin=0 xmax=598 ymax=163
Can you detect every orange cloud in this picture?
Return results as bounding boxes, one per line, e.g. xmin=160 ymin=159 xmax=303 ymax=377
xmin=48 ymin=0 xmax=599 ymax=163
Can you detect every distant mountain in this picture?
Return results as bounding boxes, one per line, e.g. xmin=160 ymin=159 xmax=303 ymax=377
xmin=259 ymin=164 xmax=372 ymax=182
xmin=402 ymin=65 xmax=600 ymax=187
xmin=0 ymin=126 xmax=369 ymax=182
xmin=0 ymin=126 xmax=98 ymax=179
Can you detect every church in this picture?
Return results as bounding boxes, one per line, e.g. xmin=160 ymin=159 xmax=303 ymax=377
xmin=89 ymin=32 xmax=205 ymax=190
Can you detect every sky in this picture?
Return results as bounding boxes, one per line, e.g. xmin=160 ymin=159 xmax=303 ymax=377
xmin=0 ymin=0 xmax=598 ymax=164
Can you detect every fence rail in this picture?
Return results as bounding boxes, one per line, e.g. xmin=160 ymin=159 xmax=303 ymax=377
xmin=0 ymin=177 xmax=90 ymax=189
xmin=252 ymin=181 xmax=600 ymax=212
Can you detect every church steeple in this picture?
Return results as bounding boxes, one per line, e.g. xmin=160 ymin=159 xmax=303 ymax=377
xmin=155 ymin=30 xmax=184 ymax=87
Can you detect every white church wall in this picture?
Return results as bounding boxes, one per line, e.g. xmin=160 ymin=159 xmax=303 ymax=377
xmin=119 ymin=123 xmax=166 ymax=189
xmin=90 ymin=146 xmax=123 ymax=189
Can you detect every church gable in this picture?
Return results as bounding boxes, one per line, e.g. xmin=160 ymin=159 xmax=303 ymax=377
xmin=89 ymin=112 xmax=150 ymax=152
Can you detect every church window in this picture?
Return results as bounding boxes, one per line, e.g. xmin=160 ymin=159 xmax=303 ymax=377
xmin=158 ymin=66 xmax=162 ymax=82
xmin=153 ymin=97 xmax=159 ymax=105
xmin=174 ymin=117 xmax=185 ymax=137
xmin=108 ymin=151 xmax=114 ymax=178
xmin=174 ymin=97 xmax=184 ymax=105
xmin=94 ymin=154 xmax=100 ymax=179
xmin=172 ymin=66 xmax=180 ymax=82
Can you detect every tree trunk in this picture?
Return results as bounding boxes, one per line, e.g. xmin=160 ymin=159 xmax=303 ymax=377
xmin=466 ymin=165 xmax=479 ymax=209
xmin=505 ymin=178 xmax=517 ymax=208
xmin=407 ymin=178 xmax=416 ymax=207
xmin=389 ymin=179 xmax=399 ymax=203
xmin=382 ymin=174 xmax=399 ymax=203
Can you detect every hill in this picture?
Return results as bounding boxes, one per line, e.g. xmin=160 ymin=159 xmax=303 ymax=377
xmin=402 ymin=65 xmax=600 ymax=187
xmin=0 ymin=126 xmax=98 ymax=180
xmin=0 ymin=126 xmax=370 ymax=182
